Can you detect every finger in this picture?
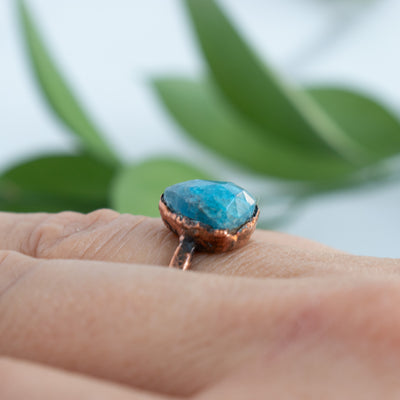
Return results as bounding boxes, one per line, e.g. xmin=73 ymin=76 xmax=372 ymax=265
xmin=1 ymin=251 xmax=400 ymax=397
xmin=0 ymin=210 xmax=391 ymax=279
xmin=0 ymin=357 xmax=179 ymax=400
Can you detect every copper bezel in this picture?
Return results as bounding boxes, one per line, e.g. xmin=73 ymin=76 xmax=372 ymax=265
xmin=159 ymin=194 xmax=259 ymax=253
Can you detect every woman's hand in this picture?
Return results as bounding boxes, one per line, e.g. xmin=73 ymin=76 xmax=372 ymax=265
xmin=0 ymin=210 xmax=399 ymax=399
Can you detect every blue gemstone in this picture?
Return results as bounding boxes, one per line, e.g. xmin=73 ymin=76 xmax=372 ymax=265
xmin=163 ymin=180 xmax=257 ymax=230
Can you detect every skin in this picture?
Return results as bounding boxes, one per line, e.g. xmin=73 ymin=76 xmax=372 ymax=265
xmin=0 ymin=209 xmax=399 ymax=399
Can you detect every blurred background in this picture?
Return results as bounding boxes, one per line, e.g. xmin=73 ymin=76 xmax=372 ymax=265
xmin=1 ymin=0 xmax=400 ymax=257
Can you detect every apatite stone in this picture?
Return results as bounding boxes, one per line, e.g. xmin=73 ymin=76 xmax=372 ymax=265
xmin=163 ymin=180 xmax=257 ymax=230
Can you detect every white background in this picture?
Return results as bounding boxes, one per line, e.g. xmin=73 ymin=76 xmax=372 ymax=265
xmin=1 ymin=0 xmax=400 ymax=257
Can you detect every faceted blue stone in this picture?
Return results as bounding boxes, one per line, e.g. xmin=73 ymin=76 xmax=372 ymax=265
xmin=163 ymin=180 xmax=257 ymax=230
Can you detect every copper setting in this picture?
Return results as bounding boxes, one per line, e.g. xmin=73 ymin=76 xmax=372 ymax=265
xmin=159 ymin=195 xmax=259 ymax=270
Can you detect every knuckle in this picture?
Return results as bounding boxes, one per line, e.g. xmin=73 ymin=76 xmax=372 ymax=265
xmin=24 ymin=209 xmax=120 ymax=258
xmin=24 ymin=212 xmax=81 ymax=258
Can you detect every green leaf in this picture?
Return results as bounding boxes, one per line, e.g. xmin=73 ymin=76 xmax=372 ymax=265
xmin=184 ymin=0 xmax=367 ymax=161
xmin=18 ymin=0 xmax=119 ymax=166
xmin=154 ymin=77 xmax=361 ymax=181
xmin=307 ymin=87 xmax=400 ymax=159
xmin=0 ymin=154 xmax=115 ymax=212
xmin=111 ymin=158 xmax=211 ymax=216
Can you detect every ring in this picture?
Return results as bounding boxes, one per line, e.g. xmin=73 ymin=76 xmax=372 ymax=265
xmin=159 ymin=179 xmax=259 ymax=270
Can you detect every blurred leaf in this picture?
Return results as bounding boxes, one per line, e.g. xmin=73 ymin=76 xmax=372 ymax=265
xmin=18 ymin=0 xmax=119 ymax=166
xmin=111 ymin=158 xmax=211 ymax=216
xmin=308 ymin=87 xmax=400 ymax=158
xmin=0 ymin=154 xmax=115 ymax=212
xmin=154 ymin=78 xmax=361 ymax=181
xmin=184 ymin=0 xmax=366 ymax=161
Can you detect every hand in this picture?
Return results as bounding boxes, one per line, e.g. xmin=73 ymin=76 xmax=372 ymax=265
xmin=0 ymin=210 xmax=399 ymax=399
